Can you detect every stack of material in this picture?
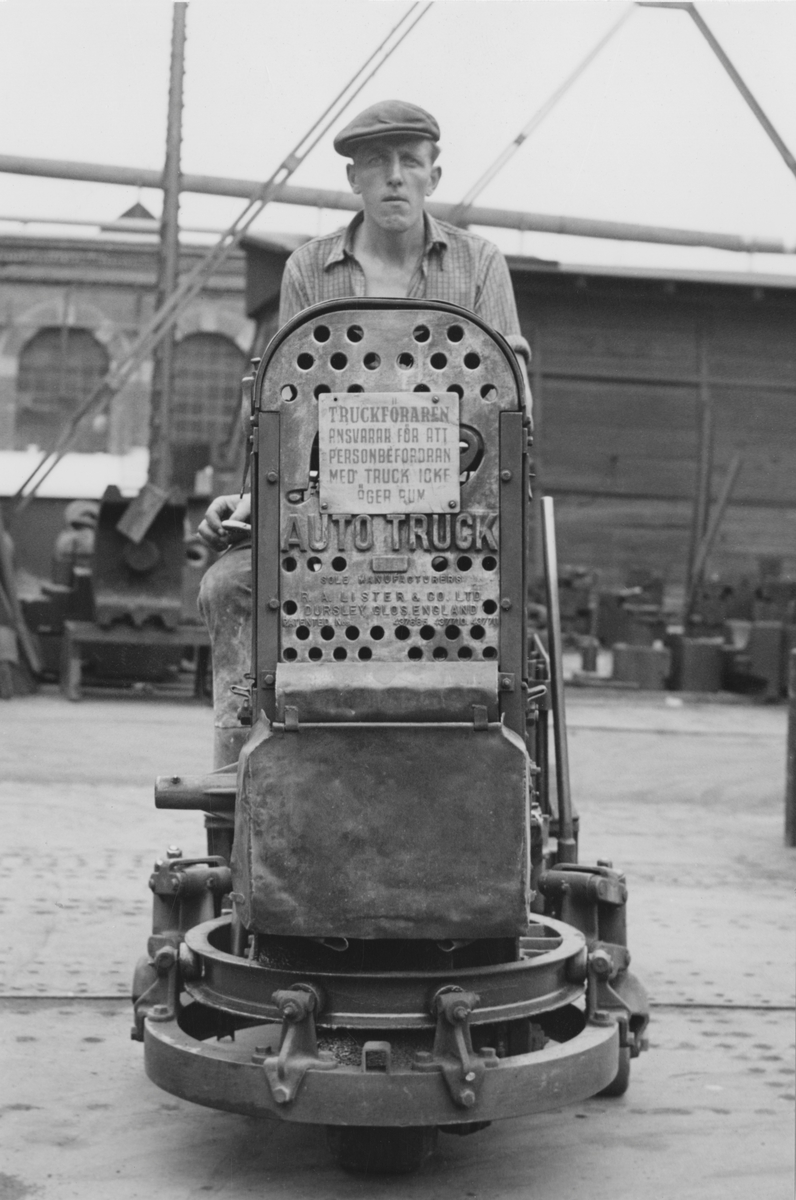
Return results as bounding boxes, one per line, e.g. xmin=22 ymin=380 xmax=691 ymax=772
xmin=0 ymin=507 xmax=40 ymax=698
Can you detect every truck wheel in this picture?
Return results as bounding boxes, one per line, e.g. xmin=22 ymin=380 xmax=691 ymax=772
xmin=598 ymin=1046 xmax=631 ymax=1097
xmin=326 ymin=1125 xmax=437 ymax=1174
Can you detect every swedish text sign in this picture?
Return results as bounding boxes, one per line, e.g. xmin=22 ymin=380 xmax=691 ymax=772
xmin=319 ymin=392 xmax=460 ymax=514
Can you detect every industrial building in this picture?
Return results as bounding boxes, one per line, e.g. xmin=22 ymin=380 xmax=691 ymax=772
xmin=1 ymin=218 xmax=794 ymax=591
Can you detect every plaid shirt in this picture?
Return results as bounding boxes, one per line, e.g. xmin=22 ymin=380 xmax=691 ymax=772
xmin=279 ymin=211 xmax=528 ymax=359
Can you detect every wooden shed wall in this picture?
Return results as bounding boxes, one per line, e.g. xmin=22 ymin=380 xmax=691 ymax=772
xmin=244 ymin=237 xmax=796 ymax=592
xmin=512 ymin=269 xmax=796 ymax=589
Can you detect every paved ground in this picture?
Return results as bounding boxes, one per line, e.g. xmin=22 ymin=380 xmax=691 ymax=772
xmin=1 ymin=688 xmax=794 ymax=1198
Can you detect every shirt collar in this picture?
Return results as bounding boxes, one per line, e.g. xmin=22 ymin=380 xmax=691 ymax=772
xmin=324 ymin=210 xmax=449 ymax=271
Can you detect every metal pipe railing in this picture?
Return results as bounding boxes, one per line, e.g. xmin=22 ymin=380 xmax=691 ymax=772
xmin=541 ymin=496 xmax=577 ymax=863
xmin=1 ymin=154 xmax=793 ymax=255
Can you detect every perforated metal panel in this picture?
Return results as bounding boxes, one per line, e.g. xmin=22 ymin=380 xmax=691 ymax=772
xmin=253 ymin=300 xmax=526 ymax=726
xmin=241 ymin=301 xmax=532 ymax=939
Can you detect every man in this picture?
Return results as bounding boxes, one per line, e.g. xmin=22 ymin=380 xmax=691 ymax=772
xmin=198 ymin=100 xmax=530 ymax=765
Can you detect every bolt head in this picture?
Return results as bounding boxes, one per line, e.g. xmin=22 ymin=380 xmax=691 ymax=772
xmin=448 ymin=500 xmax=457 ymax=510
xmin=591 ymin=950 xmax=613 ymax=976
xmin=263 ymin=673 xmax=275 ymax=686
xmin=266 ymin=471 xmax=278 ymax=484
xmin=320 ymin=502 xmax=328 ymax=510
xmin=501 ymin=470 xmax=512 ymax=482
xmin=460 ymin=1089 xmax=476 ymax=1108
xmin=273 ymin=1086 xmax=289 ymax=1103
xmin=500 ymin=598 xmax=512 ymax=610
xmin=268 ymin=598 xmax=279 ymax=610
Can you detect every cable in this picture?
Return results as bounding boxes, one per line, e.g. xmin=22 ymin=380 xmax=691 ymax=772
xmin=13 ymin=1 xmax=434 ymax=509
xmin=638 ymin=3 xmax=796 ymax=181
xmin=448 ymin=5 xmax=635 ymax=225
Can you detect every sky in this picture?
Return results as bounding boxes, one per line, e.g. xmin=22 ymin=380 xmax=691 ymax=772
xmin=0 ymin=0 xmax=795 ymax=277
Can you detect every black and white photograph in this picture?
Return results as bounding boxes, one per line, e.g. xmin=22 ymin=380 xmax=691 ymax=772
xmin=0 ymin=1 xmax=794 ymax=1195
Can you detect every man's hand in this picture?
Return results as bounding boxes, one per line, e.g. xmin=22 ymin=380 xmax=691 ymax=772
xmin=198 ymin=493 xmax=252 ymax=550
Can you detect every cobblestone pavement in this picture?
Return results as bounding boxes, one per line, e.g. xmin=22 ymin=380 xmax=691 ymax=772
xmin=0 ymin=690 xmax=793 ymax=1197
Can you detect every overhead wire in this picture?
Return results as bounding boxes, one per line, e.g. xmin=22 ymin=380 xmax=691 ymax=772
xmin=13 ymin=0 xmax=434 ymax=509
xmin=447 ymin=5 xmax=635 ymax=225
xmin=638 ymin=2 xmax=796 ymax=183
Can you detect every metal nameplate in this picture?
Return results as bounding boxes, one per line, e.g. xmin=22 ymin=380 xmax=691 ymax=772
xmin=319 ymin=392 xmax=460 ymax=515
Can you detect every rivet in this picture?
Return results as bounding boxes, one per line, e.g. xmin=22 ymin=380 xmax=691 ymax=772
xmin=501 ymin=470 xmax=512 ymax=482
xmin=320 ymin=501 xmax=328 ymax=510
xmin=501 ymin=598 xmax=512 ymax=610
xmin=448 ymin=500 xmax=457 ymax=510
xmin=266 ymin=471 xmax=278 ymax=484
xmin=432 ymin=395 xmax=439 ymax=403
xmin=268 ymin=598 xmax=279 ymax=610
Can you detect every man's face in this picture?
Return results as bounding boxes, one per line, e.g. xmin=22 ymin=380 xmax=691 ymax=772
xmin=346 ymin=137 xmax=441 ymax=233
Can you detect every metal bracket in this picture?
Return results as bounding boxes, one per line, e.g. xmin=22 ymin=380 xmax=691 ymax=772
xmin=413 ymin=986 xmax=493 ymax=1109
xmin=131 ymin=939 xmax=179 ymax=1041
xmin=472 ymin=704 xmax=488 ymax=730
xmin=262 ymin=983 xmax=336 ymax=1104
xmin=587 ymin=949 xmax=649 ymax=1056
xmin=361 ymin=1041 xmax=392 ymax=1073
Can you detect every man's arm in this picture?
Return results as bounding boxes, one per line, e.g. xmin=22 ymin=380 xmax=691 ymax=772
xmin=198 ymin=493 xmax=251 ymax=550
xmin=474 ymin=245 xmax=533 ymax=423
xmin=278 ymin=257 xmax=313 ymax=328
xmin=200 ymin=254 xmax=312 ymax=547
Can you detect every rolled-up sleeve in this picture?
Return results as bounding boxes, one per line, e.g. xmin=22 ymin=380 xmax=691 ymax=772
xmin=278 ymin=257 xmax=312 ymax=328
xmin=475 ymin=246 xmax=530 ymax=363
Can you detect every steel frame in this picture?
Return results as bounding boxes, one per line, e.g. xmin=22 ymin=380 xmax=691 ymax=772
xmin=144 ymin=1010 xmax=619 ymax=1126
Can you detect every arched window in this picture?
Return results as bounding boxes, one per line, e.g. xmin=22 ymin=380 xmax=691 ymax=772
xmin=172 ymin=332 xmax=246 ymax=452
xmin=15 ymin=327 xmax=109 ymax=451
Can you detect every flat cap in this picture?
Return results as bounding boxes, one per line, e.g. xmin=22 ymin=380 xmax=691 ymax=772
xmin=334 ymin=100 xmax=440 ymax=157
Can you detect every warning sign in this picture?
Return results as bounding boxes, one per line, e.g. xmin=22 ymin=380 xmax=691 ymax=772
xmin=319 ymin=392 xmax=460 ymax=514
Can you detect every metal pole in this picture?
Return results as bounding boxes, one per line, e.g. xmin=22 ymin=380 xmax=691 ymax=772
xmin=451 ymin=5 xmax=635 ymax=219
xmin=639 ymin=3 xmax=796 ymax=183
xmin=786 ymin=649 xmax=796 ymax=847
xmin=686 ymin=327 xmax=714 ymax=593
xmin=11 ymin=3 xmax=433 ymax=510
xmin=148 ymin=2 xmax=187 ymax=492
xmin=683 ymin=5 xmax=796 ymax=184
xmin=530 ymin=328 xmax=545 ymax=582
xmin=541 ymin=496 xmax=577 ymax=863
xmin=1 ymin=154 xmax=794 ymax=255
xmin=683 ymin=452 xmax=742 ymax=624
